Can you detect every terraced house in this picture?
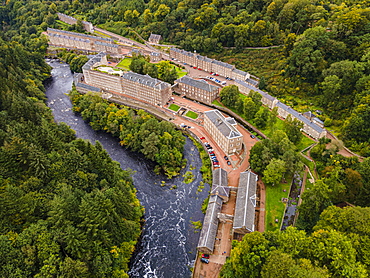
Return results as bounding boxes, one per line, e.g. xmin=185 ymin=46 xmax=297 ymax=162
xmin=174 ymin=76 xmax=220 ymax=104
xmin=204 ymin=110 xmax=243 ymax=155
xmin=170 ymin=48 xmax=250 ymax=81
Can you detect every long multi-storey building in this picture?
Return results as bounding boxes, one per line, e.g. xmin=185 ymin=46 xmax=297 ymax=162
xmin=47 ymin=28 xmax=121 ymax=54
xmin=81 ymin=53 xmax=172 ymax=106
xmin=234 ymin=79 xmax=327 ymax=140
xmin=204 ymin=110 xmax=243 ymax=155
xmin=170 ymin=48 xmax=251 ymax=81
xmin=233 ymin=171 xmax=258 ymax=235
xmin=57 ymin=12 xmax=94 ymax=33
xmin=174 ymin=76 xmax=219 ymax=104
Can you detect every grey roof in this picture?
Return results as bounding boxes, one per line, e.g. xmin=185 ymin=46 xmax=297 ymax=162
xmin=234 ymin=79 xmax=276 ymax=102
xmin=57 ymin=13 xmax=91 ymax=26
xmin=47 ymin=28 xmax=113 ymax=43
xmin=313 ymin=117 xmax=324 ymax=125
xmin=82 ymin=52 xmax=106 ymax=70
xmin=95 ymin=41 xmax=118 ymax=48
xmin=149 ymin=33 xmax=162 ymax=41
xmin=76 ymin=82 xmax=101 ymax=92
xmin=197 ymin=195 xmax=223 ymax=252
xmin=48 ymin=33 xmax=90 ymax=43
xmin=211 ymin=168 xmax=229 ymax=200
xmin=233 ymin=171 xmax=258 ymax=233
xmin=303 ymin=111 xmax=315 ymax=119
xmin=176 ymin=76 xmax=219 ymax=93
xmin=225 ymin=117 xmax=236 ymax=126
xmin=197 ymin=55 xmax=213 ymax=63
xmin=232 ymin=68 xmax=248 ymax=76
xmin=205 ymin=110 xmax=242 ymax=139
xmin=122 ymin=71 xmax=171 ymax=90
xmin=276 ymin=102 xmax=325 ymax=134
xmin=246 ymin=78 xmax=259 ymax=86
xmin=212 ymin=59 xmax=234 ymax=69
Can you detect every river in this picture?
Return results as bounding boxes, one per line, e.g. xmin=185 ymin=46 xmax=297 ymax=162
xmin=44 ymin=60 xmax=208 ymax=278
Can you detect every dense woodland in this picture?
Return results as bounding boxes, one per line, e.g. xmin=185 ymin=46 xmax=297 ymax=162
xmin=1 ymin=0 xmax=370 ymax=276
xmin=70 ymin=89 xmax=186 ymax=178
xmin=0 ymin=3 xmax=145 ymax=277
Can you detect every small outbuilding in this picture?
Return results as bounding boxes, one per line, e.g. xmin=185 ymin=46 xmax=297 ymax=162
xmin=148 ymin=33 xmax=162 ymax=44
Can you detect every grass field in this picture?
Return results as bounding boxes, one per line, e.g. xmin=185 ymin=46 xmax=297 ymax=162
xmin=175 ymin=66 xmax=187 ymax=78
xmin=186 ymin=110 xmax=198 ymax=119
xmin=169 ymin=104 xmax=180 ymax=111
xmin=265 ymin=176 xmax=292 ymax=232
xmin=116 ymin=58 xmax=132 ymax=70
xmin=212 ymin=99 xmax=223 ymax=106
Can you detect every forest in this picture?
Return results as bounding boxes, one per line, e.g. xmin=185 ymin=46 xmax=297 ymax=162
xmin=0 ymin=5 xmax=143 ymax=277
xmin=1 ymin=0 xmax=370 ymax=276
xmin=70 ymin=89 xmax=187 ymax=178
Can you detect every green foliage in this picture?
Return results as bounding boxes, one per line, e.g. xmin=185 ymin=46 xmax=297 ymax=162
xmin=221 ymin=225 xmax=369 ymax=278
xmin=129 ymin=55 xmax=179 ymax=84
xmin=0 ymin=39 xmax=142 ymax=277
xmin=70 ymin=90 xmax=186 ymax=178
xmin=220 ymin=85 xmax=240 ymax=108
xmin=57 ymin=51 xmax=89 ymax=73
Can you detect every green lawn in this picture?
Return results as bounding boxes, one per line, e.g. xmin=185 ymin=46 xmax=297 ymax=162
xmin=186 ymin=110 xmax=198 ymax=119
xmin=212 ymin=99 xmax=223 ymax=106
xmin=169 ymin=104 xmax=180 ymax=111
xmin=173 ymin=65 xmax=187 ymax=78
xmin=265 ymin=176 xmax=292 ymax=232
xmin=116 ymin=58 xmax=132 ymax=70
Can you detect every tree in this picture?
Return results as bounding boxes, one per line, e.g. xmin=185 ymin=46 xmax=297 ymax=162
xmin=261 ymin=250 xmax=295 ymax=278
xmin=220 ymin=85 xmax=240 ymax=108
xmin=259 ymin=76 xmax=266 ymax=90
xmin=284 ymin=115 xmax=303 ymax=145
xmin=254 ymin=107 xmax=269 ymax=129
xmin=296 ymin=179 xmax=332 ymax=232
xmin=243 ymin=97 xmax=259 ymax=120
xmin=263 ymin=158 xmax=286 ymax=186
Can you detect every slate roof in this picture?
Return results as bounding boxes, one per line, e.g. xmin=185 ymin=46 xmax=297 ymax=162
xmin=149 ymin=33 xmax=162 ymax=42
xmin=205 ymin=110 xmax=242 ymax=139
xmin=232 ymin=68 xmax=248 ymax=77
xmin=82 ymin=52 xmax=106 ymax=70
xmin=176 ymin=76 xmax=219 ymax=93
xmin=197 ymin=55 xmax=213 ymax=63
xmin=95 ymin=41 xmax=118 ymax=48
xmin=225 ymin=117 xmax=236 ymax=126
xmin=47 ymin=28 xmax=113 ymax=43
xmin=246 ymin=78 xmax=259 ymax=86
xmin=233 ymin=171 xmax=258 ymax=233
xmin=212 ymin=59 xmax=234 ymax=69
xmin=234 ymin=79 xmax=276 ymax=102
xmin=122 ymin=71 xmax=171 ymax=90
xmin=197 ymin=195 xmax=223 ymax=253
xmin=48 ymin=33 xmax=90 ymax=43
xmin=276 ymin=102 xmax=325 ymax=134
xmin=211 ymin=168 xmax=229 ymax=200
xmin=76 ymin=82 xmax=101 ymax=92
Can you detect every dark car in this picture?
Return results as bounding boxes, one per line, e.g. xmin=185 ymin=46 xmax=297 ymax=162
xmin=224 ymin=156 xmax=229 ymax=160
xmin=227 ymin=161 xmax=231 ymax=166
xmin=250 ymin=135 xmax=255 ymax=139
xmin=202 ymin=254 xmax=210 ymax=259
xmin=201 ymin=258 xmax=209 ymax=264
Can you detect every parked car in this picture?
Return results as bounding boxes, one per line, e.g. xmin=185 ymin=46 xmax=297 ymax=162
xmin=213 ymin=162 xmax=219 ymax=165
xmin=198 ymin=68 xmax=202 ymax=70
xmin=208 ymin=149 xmax=214 ymax=152
xmin=227 ymin=161 xmax=231 ymax=166
xmin=201 ymin=258 xmax=209 ymax=264
xmin=200 ymin=137 xmax=205 ymax=140
xmin=210 ymin=154 xmax=216 ymax=157
xmin=202 ymin=254 xmax=210 ymax=259
xmin=193 ymin=66 xmax=197 ymax=69
xmin=250 ymin=135 xmax=255 ymax=139
xmin=224 ymin=156 xmax=229 ymax=160
xmin=214 ymin=165 xmax=220 ymax=168
xmin=215 ymin=73 xmax=219 ymax=76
